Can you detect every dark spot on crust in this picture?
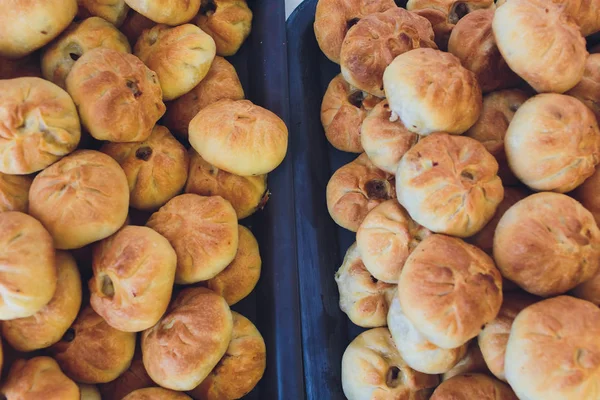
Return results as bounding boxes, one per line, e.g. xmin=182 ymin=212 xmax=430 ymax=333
xmin=126 ymin=80 xmax=142 ymax=98
xmin=461 ymin=171 xmax=474 ymax=181
xmin=135 ymin=146 xmax=153 ymax=161
xmin=371 ymin=276 xmax=379 ymax=284
xmin=347 ymin=91 xmax=365 ymax=108
xmin=432 ymin=161 xmax=439 ymax=167
xmin=62 ymin=328 xmax=76 ymax=343
xmin=449 ymin=2 xmax=470 ymax=24
xmin=478 ymin=273 xmax=498 ymax=291
xmin=386 ymin=366 xmax=402 ymax=388
xmin=69 ymin=52 xmax=80 ymax=61
xmin=509 ymin=103 xmax=520 ymax=112
xmin=101 ymin=275 xmax=115 ymax=297
xmin=365 ymin=180 xmax=391 ymax=200
xmin=41 ymin=30 xmax=48 ymax=35
xmin=347 ymin=17 xmax=360 ymax=30
xmin=200 ymin=0 xmax=217 ymax=15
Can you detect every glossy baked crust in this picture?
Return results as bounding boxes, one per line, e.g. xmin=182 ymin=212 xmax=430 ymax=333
xmin=77 ymin=0 xmax=130 ymax=26
xmin=125 ymin=0 xmax=201 ymax=25
xmin=195 ymin=0 xmax=253 ymax=56
xmin=430 ymin=373 xmax=517 ymax=400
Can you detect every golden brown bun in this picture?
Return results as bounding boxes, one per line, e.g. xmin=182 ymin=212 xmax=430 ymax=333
xmin=335 ymin=243 xmax=396 ymax=328
xmin=573 ymin=252 xmax=600 ymax=305
xmin=342 ymin=328 xmax=439 ymax=400
xmin=51 ymin=306 xmax=136 ymax=384
xmin=0 ymin=173 xmax=32 ymax=213
xmin=0 ymin=53 xmax=42 ymax=79
xmin=572 ymin=166 xmax=600 ymax=226
xmin=146 ymin=194 xmax=238 ymax=284
xmin=327 ymin=153 xmax=396 ymax=232
xmin=185 ymin=149 xmax=267 ymax=220
xmin=357 ymin=200 xmax=431 ymax=283
xmin=124 ymin=388 xmax=192 ymax=399
xmin=77 ymin=0 xmax=130 ymax=26
xmin=0 ymin=357 xmax=79 ymax=400
xmin=0 ymin=77 xmax=81 ymax=174
xmin=125 ymin=0 xmax=201 ymax=25
xmin=164 ymin=56 xmax=244 ymax=139
xmin=0 ymin=0 xmax=78 ymax=59
xmin=66 ymin=48 xmax=165 ymax=142
xmin=431 ymin=373 xmax=517 ymax=400
xmin=0 ymin=211 xmax=56 ymax=320
xmin=383 ymin=49 xmax=482 ymax=135
xmin=341 ymin=8 xmax=436 ymax=97
xmin=206 ymin=225 xmax=261 ymax=305
xmin=142 ymin=287 xmax=233 ymax=391
xmin=568 ymin=1 xmax=600 ymax=37
xmin=442 ymin=342 xmax=488 ymax=381
xmin=29 ymin=150 xmax=129 ymax=250
xmin=505 ymin=296 xmax=600 ymax=400
xmin=492 ymin=0 xmax=587 ymax=93
xmin=397 ymin=133 xmax=504 ymax=237
xmin=120 ymin=11 xmax=156 ymax=46
xmin=79 ymin=384 xmax=101 ymax=400
xmin=98 ymin=352 xmax=154 ymax=400
xmin=567 ymin=53 xmax=600 ymax=122
xmin=399 ymin=235 xmax=503 ymax=349
xmin=2 ymin=251 xmax=81 ymax=351
xmin=195 ymin=0 xmax=253 ymax=56
xmin=314 ymin=0 xmax=397 ymax=64
xmin=101 ymin=125 xmax=189 ymax=211
xmin=493 ymin=192 xmax=600 ymax=296
xmin=360 ymin=100 xmax=419 ymax=174
xmin=189 ymin=99 xmax=288 ymax=176
xmin=189 ymin=312 xmax=266 ymax=400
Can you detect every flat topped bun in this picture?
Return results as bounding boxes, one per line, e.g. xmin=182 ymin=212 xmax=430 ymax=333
xmin=505 ymin=296 xmax=600 ymax=400
xmin=123 ymin=388 xmax=191 ymax=399
xmin=399 ymin=234 xmax=503 ymax=349
xmin=195 ymin=0 xmax=253 ymax=57
xmin=431 ymin=373 xmax=517 ymax=400
xmin=125 ymin=0 xmax=201 ymax=25
xmin=383 ymin=48 xmax=482 ymax=135
xmin=567 ymin=53 xmax=600 ymax=122
xmin=0 ymin=173 xmax=32 ymax=213
xmin=77 ymin=0 xmax=130 ymax=26
xmin=0 ymin=77 xmax=81 ymax=175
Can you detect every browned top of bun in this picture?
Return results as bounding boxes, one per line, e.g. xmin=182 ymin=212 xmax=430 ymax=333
xmin=431 ymin=373 xmax=517 ymax=400
xmin=195 ymin=0 xmax=253 ymax=56
xmin=123 ymin=387 xmax=192 ymax=400
xmin=567 ymin=53 xmax=600 ymax=122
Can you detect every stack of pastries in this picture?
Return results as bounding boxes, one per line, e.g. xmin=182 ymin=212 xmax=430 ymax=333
xmin=316 ymin=0 xmax=600 ymax=399
xmin=0 ymin=0 xmax=281 ymax=398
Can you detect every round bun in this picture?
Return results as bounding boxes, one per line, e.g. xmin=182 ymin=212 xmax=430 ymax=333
xmin=342 ymin=327 xmax=439 ymax=400
xmin=340 ymin=7 xmax=436 ymax=97
xmin=97 ymin=353 xmax=153 ymax=400
xmin=493 ymin=192 xmax=600 ymax=296
xmin=334 ymin=243 xmax=396 ymax=328
xmin=42 ymin=17 xmax=131 ymax=89
xmin=0 ymin=357 xmax=79 ymax=400
xmin=442 ymin=342 xmax=488 ymax=381
xmin=573 ymin=268 xmax=600 ymax=306
xmin=51 ymin=306 xmax=136 ymax=384
xmin=195 ymin=0 xmax=253 ymax=56
xmin=431 ymin=373 xmax=517 ymax=400
xmin=573 ymin=167 xmax=600 ymax=226
xmin=123 ymin=388 xmax=192 ymax=400
xmin=120 ymin=11 xmax=156 ymax=46
xmin=185 ymin=149 xmax=267 ymax=220
xmin=0 ymin=0 xmax=78 ymax=59
xmin=189 ymin=312 xmax=266 ymax=400
xmin=142 ymin=287 xmax=233 ymax=391
xmin=383 ymin=48 xmax=482 ymax=135
xmin=66 ymin=48 xmax=165 ymax=142
xmin=0 ymin=53 xmax=42 ymax=80
xmin=397 ymin=133 xmax=504 ymax=237
xmin=0 ymin=77 xmax=80 ymax=174
xmin=399 ymin=234 xmax=503 ymax=349
xmin=0 ymin=211 xmax=56 ymax=320
xmin=505 ymin=296 xmax=600 ymax=400
xmin=327 ymin=153 xmax=396 ymax=232
xmin=101 ymin=125 xmax=189 ymax=211
xmin=146 ymin=194 xmax=238 ymax=284
xmin=2 ymin=251 xmax=81 ymax=351
xmin=0 ymin=173 xmax=32 ymax=213
xmin=29 ymin=150 xmax=129 ymax=250
xmin=492 ymin=0 xmax=587 ymax=93
xmin=567 ymin=53 xmax=600 ymax=122
xmin=206 ymin=225 xmax=262 ymax=305
xmin=361 ymin=100 xmax=419 ymax=174
xmin=189 ymin=99 xmax=288 ymax=176
xmin=79 ymin=384 xmax=102 ymax=400
xmin=164 ymin=56 xmax=244 ymax=139
xmin=78 ymin=0 xmax=129 ymax=26
xmin=124 ymin=0 xmax=201 ymax=25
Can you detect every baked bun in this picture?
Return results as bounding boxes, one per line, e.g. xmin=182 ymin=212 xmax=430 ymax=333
xmin=335 ymin=243 xmax=396 ymax=328
xmin=342 ymin=328 xmax=439 ymax=400
xmin=493 ymin=192 xmax=600 ymax=296
xmin=0 ymin=357 xmax=79 ymax=400
xmin=573 ymin=167 xmax=600 ymax=225
xmin=478 ymin=292 xmax=538 ymax=382
xmin=567 ymin=53 xmax=600 ymax=122
xmin=505 ymin=296 xmax=600 ymax=400
xmin=341 ymin=8 xmax=436 ymax=97
xmin=0 ymin=173 xmax=32 ymax=212
xmin=464 ymin=89 xmax=529 ymax=186
xmin=79 ymin=384 xmax=102 ymax=400
xmin=431 ymin=373 xmax=517 ymax=400
xmin=314 ymin=0 xmax=397 ymax=64
xmin=101 ymin=125 xmax=189 ymax=211
xmin=29 ymin=150 xmax=129 ymax=250
xmin=146 ymin=194 xmax=238 ymax=283
xmin=388 ymin=296 xmax=467 ymax=374
xmin=189 ymin=312 xmax=266 ymax=400
xmin=573 ymin=268 xmax=600 ymax=306
xmin=121 ymin=11 xmax=156 ymax=46
xmin=0 ymin=0 xmax=78 ymax=59
xmin=66 ymin=48 xmax=165 ymax=142
xmin=206 ymin=225 xmax=261 ymax=305
xmin=195 ymin=0 xmax=253 ymax=56
xmin=492 ymin=0 xmax=587 ymax=93
xmin=383 ymin=48 xmax=482 ymax=135
xmin=42 ymin=17 xmax=130 ymax=89
xmin=142 ymin=287 xmax=233 ymax=391
xmin=164 ymin=56 xmax=244 ymax=139
xmin=98 ymin=352 xmax=154 ymax=400
xmin=77 ymin=0 xmax=129 ymax=26
xmin=327 ymin=153 xmax=396 ymax=232
xmin=189 ymin=99 xmax=288 ymax=176
xmin=397 ymin=133 xmax=504 ymax=237
xmin=442 ymin=342 xmax=488 ymax=381
xmin=0 ymin=211 xmax=56 ymax=320
xmin=51 ymin=306 xmax=136 ymax=383
xmin=185 ymin=149 xmax=267 ymax=220
xmin=399 ymin=234 xmax=503 ymax=349
xmin=0 ymin=53 xmax=42 ymax=79
xmin=361 ymin=100 xmax=419 ymax=174
xmin=2 ymin=251 xmax=81 ymax=351
xmin=124 ymin=0 xmax=201 ymax=25
xmin=123 ymin=388 xmax=192 ymax=399
xmin=0 ymin=77 xmax=80 ymax=174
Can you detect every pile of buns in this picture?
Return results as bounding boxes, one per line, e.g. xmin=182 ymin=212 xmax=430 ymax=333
xmin=0 ymin=0 xmax=284 ymax=399
xmin=316 ymin=0 xmax=600 ymax=399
